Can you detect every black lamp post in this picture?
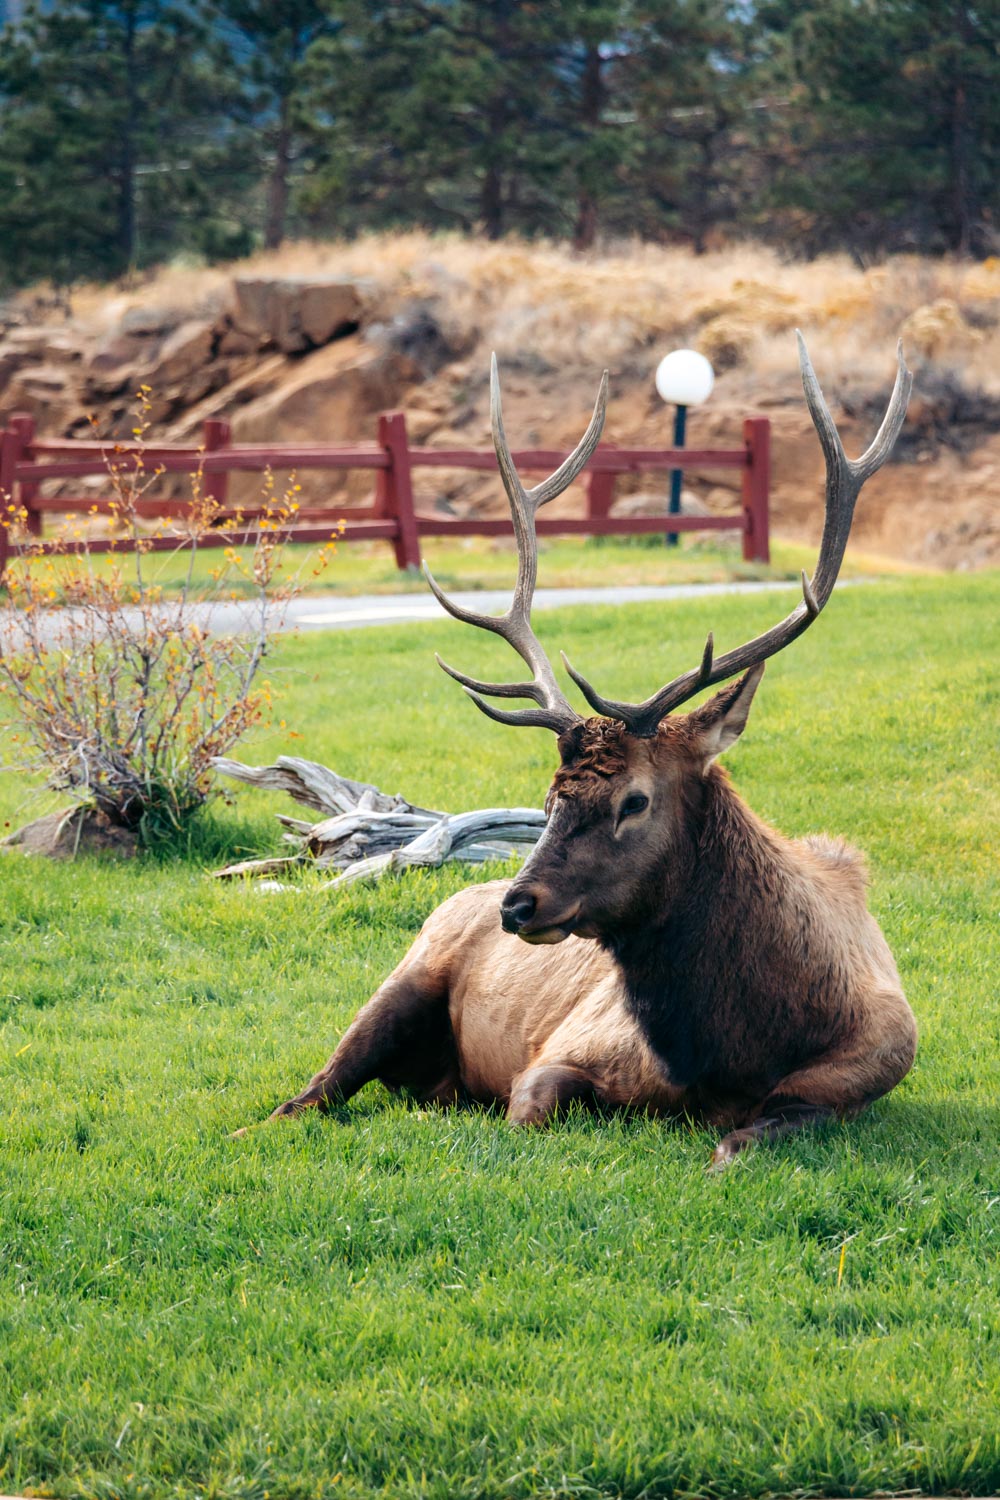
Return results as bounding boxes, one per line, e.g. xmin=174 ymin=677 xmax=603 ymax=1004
xmin=654 ymin=349 xmax=715 ymax=547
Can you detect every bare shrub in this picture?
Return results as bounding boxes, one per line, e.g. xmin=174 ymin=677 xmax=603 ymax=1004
xmin=0 ymin=390 xmax=337 ymax=847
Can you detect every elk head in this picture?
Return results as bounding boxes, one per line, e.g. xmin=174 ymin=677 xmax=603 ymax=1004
xmin=425 ymin=339 xmax=911 ymax=946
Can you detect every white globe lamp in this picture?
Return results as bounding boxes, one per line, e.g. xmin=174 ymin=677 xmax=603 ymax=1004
xmin=654 ymin=349 xmax=715 ymax=545
xmin=655 ymin=349 xmax=715 ymax=407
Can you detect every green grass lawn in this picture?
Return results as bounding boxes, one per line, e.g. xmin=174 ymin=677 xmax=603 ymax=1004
xmin=6 ymin=532 xmax=926 ymax=604
xmin=1 ymin=573 xmax=998 ymax=1499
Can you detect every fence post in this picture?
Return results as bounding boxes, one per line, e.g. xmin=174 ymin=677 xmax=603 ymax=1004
xmin=377 ymin=411 xmax=421 ymax=571
xmin=0 ymin=426 xmax=17 ymax=581
xmin=741 ymin=417 xmax=770 ymax=564
xmin=203 ymin=418 xmax=231 ymax=512
xmin=10 ymin=413 xmax=40 ymax=536
xmin=586 ymin=447 xmax=616 ymax=526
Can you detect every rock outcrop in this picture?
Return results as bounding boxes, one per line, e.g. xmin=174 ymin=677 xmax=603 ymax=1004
xmin=2 ymin=246 xmax=999 ymax=569
xmin=229 ymin=275 xmax=368 ymax=352
xmin=1 ymin=274 xmax=377 ymax=443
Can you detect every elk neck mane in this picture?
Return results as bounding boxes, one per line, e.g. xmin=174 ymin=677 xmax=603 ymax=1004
xmin=600 ymin=765 xmax=853 ymax=1095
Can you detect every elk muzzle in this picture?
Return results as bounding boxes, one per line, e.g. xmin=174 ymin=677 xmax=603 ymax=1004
xmin=500 ymin=883 xmax=582 ymax=945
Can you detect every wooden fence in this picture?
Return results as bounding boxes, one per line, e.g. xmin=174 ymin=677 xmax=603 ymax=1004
xmin=0 ymin=409 xmax=770 ymax=577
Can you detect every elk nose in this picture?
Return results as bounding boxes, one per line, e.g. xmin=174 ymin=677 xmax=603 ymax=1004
xmin=501 ymin=891 xmax=537 ymax=934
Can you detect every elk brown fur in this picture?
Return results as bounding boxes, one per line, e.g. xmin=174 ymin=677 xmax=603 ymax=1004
xmin=243 ymin=339 xmax=918 ymax=1167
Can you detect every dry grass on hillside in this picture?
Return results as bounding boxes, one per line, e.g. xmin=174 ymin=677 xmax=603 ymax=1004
xmin=66 ymin=233 xmax=1000 ymax=393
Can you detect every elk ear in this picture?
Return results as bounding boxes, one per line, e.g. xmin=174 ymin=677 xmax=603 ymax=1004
xmin=686 ymin=664 xmax=765 ymax=766
xmin=556 ymin=722 xmax=586 ymax=765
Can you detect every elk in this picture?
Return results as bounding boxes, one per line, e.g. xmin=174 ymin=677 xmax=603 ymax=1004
xmin=245 ymin=336 xmax=917 ymax=1167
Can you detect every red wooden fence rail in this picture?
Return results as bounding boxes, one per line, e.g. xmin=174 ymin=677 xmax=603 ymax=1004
xmin=0 ymin=410 xmax=769 ymax=579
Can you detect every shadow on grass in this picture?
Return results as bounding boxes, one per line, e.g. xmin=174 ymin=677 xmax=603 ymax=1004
xmin=233 ymin=1086 xmax=1000 ymax=1176
xmin=136 ymin=806 xmax=277 ymax=865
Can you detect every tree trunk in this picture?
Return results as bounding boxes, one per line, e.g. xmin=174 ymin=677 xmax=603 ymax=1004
xmin=481 ymin=161 xmax=504 ymax=239
xmin=949 ymin=77 xmax=972 ymax=256
xmin=689 ymin=136 xmax=716 ymax=256
xmin=573 ymin=193 xmax=598 ymax=251
xmin=573 ymin=43 xmax=603 ymax=251
xmin=264 ymin=97 xmax=292 ymax=251
xmin=480 ymin=8 xmax=511 ymax=242
xmin=119 ymin=1 xmax=138 ymax=270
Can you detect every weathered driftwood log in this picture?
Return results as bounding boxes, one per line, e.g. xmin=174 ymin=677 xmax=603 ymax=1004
xmin=211 ymin=755 xmax=440 ymax=818
xmin=210 ymin=755 xmax=545 ymax=888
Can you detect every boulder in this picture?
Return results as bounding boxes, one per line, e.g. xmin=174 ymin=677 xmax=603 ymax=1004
xmin=0 ymin=343 xmax=27 ymax=398
xmin=86 ymin=331 xmax=155 ymax=396
xmin=612 ymin=488 xmax=712 ymax=519
xmin=84 ymin=305 xmax=191 ymax=393
xmin=230 ymin=339 xmax=402 ymax=441
xmin=0 ymin=364 xmax=81 ymax=428
xmin=119 ymin=304 xmax=185 ymax=338
xmin=226 ymin=338 xmax=407 ymax=507
xmin=84 ymin=319 xmax=214 ymax=402
xmin=217 ymin=326 xmax=260 ymax=357
xmin=146 ymin=320 xmax=214 ymax=387
xmin=231 ymin=276 xmax=366 ymax=352
xmin=3 ymin=325 xmax=84 ymax=364
xmin=37 ymin=332 xmax=84 ymax=365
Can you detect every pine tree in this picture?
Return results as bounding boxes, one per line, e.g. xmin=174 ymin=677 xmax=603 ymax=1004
xmin=214 ymin=1 xmax=338 ymax=250
xmin=299 ymin=1 xmax=584 ymax=240
xmin=0 ymin=0 xmax=249 ymax=288
xmin=4 ymin=0 xmax=995 ymax=284
xmin=759 ymin=0 xmax=1000 ymax=256
xmin=557 ymin=0 xmax=630 ymax=250
xmin=612 ymin=0 xmax=763 ymax=252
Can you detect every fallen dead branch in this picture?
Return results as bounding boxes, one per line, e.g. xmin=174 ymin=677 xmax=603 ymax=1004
xmin=210 ymin=755 xmax=545 ymax=889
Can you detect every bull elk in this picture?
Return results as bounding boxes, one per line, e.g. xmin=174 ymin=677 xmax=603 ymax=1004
xmin=246 ymin=336 xmax=917 ymax=1167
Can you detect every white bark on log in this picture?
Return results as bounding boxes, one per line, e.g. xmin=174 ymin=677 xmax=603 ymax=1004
xmin=210 ymin=755 xmax=439 ymax=819
xmin=210 ymin=757 xmax=546 ymax=887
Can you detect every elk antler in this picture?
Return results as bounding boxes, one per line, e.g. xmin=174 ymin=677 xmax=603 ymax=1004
xmin=426 ymin=353 xmax=607 ymax=734
xmin=560 ymin=333 xmax=912 ymax=736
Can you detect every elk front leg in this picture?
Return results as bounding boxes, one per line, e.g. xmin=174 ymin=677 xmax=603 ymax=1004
xmin=236 ymin=956 xmax=456 ymax=1133
xmin=709 ymin=1101 xmax=836 ymax=1169
xmin=710 ymin=997 xmax=917 ymax=1169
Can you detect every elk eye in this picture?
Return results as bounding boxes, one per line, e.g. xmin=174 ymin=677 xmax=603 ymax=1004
xmin=619 ymin=792 xmax=649 ymax=819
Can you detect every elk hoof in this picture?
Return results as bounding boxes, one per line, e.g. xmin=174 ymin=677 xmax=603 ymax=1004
xmin=230 ymin=1115 xmax=283 ymax=1138
xmin=268 ymin=1091 xmax=331 ymax=1123
xmin=707 ymin=1130 xmax=755 ymax=1171
xmin=269 ymin=1098 xmax=306 ymax=1121
xmin=230 ymin=1097 xmax=313 ymax=1137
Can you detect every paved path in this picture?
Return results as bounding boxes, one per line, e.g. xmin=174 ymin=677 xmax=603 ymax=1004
xmin=281 ymin=578 xmax=811 ymax=633
xmin=2 ymin=577 xmax=831 ymax=648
